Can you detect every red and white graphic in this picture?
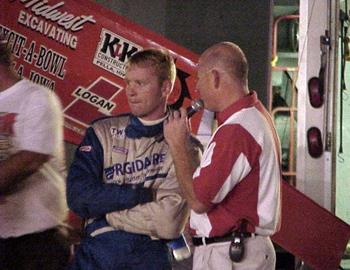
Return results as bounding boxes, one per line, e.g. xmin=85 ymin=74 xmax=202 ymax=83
xmin=64 ymin=77 xmax=124 ymax=127
xmin=0 ymin=113 xmax=17 ymax=135
xmin=0 ymin=0 xmax=200 ymax=144
xmin=0 ymin=112 xmax=17 ymax=161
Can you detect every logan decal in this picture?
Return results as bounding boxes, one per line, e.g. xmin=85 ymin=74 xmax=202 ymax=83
xmin=64 ymin=77 xmax=122 ymax=127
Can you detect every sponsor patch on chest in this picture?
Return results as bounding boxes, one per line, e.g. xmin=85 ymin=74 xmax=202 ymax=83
xmin=104 ymin=153 xmax=166 ymax=181
xmin=112 ymin=145 xmax=128 ymax=154
xmin=110 ymin=127 xmax=125 ymax=139
xmin=79 ymin=145 xmax=92 ymax=152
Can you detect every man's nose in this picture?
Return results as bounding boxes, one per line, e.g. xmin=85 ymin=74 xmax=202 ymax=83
xmin=126 ymin=85 xmax=136 ymax=96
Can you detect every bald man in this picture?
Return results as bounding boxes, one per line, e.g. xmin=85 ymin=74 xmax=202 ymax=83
xmin=164 ymin=42 xmax=282 ymax=270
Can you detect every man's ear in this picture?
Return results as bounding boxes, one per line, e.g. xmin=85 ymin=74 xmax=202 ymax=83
xmin=211 ymin=69 xmax=220 ymax=89
xmin=161 ymin=80 xmax=173 ymax=97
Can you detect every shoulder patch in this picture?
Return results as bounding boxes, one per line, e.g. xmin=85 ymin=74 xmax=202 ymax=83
xmin=79 ymin=145 xmax=92 ymax=152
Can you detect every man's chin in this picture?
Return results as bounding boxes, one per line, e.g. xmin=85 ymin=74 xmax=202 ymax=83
xmin=130 ymin=110 xmax=144 ymax=118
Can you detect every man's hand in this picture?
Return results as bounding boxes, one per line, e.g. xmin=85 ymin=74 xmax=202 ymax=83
xmin=133 ymin=183 xmax=155 ymax=204
xmin=163 ymin=108 xmax=191 ymax=151
xmin=163 ymin=108 xmax=209 ymax=214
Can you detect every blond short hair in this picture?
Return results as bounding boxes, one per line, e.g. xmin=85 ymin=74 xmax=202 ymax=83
xmin=126 ymin=48 xmax=176 ymax=88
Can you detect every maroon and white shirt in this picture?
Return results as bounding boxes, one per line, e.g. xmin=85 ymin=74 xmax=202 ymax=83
xmin=190 ymin=92 xmax=282 ymax=237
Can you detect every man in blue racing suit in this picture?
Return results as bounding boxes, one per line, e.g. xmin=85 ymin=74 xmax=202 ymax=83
xmin=67 ymin=48 xmax=201 ymax=270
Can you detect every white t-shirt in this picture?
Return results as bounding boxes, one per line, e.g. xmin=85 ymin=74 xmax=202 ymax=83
xmin=0 ymin=79 xmax=68 ymax=238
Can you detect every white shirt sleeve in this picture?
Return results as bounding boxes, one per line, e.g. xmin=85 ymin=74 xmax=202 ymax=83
xmin=16 ymin=85 xmax=63 ymax=156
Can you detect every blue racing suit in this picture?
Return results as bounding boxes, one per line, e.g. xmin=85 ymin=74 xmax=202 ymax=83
xmin=67 ymin=114 xmax=200 ymax=270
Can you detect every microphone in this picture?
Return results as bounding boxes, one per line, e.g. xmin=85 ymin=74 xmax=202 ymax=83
xmin=156 ymin=99 xmax=204 ymax=142
xmin=186 ymin=99 xmax=204 ymax=118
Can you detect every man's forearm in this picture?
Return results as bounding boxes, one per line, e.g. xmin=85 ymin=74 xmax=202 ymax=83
xmin=169 ymin=141 xmax=209 ymax=214
xmin=0 ymin=151 xmax=48 ymax=194
xmin=106 ymin=188 xmax=188 ymax=239
xmin=163 ymin=108 xmax=208 ymax=213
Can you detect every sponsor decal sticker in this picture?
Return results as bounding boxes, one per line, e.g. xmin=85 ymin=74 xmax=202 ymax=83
xmin=110 ymin=127 xmax=125 ymax=139
xmin=93 ymin=28 xmax=143 ymax=78
xmin=79 ymin=145 xmax=92 ymax=152
xmin=112 ymin=145 xmax=128 ymax=154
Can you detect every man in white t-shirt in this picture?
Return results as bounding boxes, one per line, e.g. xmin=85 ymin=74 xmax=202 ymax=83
xmin=0 ymin=39 xmax=70 ymax=269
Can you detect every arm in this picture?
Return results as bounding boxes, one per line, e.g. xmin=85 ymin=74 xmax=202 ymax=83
xmin=106 ymin=167 xmax=189 ymax=239
xmin=0 ymin=151 xmax=49 ymax=194
xmin=1 ymin=88 xmax=60 ymax=195
xmin=66 ymin=127 xmax=153 ymax=219
xmin=106 ymin=137 xmax=202 ymax=240
xmin=163 ymin=108 xmax=209 ymax=213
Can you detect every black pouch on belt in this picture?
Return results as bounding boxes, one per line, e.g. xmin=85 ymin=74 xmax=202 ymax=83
xmin=229 ymin=219 xmax=248 ymax=263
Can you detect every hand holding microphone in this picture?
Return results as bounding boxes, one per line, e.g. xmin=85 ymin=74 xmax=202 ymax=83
xmin=159 ymin=99 xmax=204 ymax=143
xmin=185 ymin=99 xmax=204 ymax=118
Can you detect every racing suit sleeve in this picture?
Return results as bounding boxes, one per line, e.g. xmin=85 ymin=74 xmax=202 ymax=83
xmin=67 ymin=127 xmax=153 ymax=219
xmin=106 ymin=139 xmax=202 ymax=239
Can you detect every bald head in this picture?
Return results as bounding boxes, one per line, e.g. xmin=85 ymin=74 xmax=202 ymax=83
xmin=199 ymin=42 xmax=248 ymax=87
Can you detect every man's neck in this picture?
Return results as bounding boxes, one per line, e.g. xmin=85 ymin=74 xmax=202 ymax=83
xmin=138 ymin=113 xmax=168 ymax=126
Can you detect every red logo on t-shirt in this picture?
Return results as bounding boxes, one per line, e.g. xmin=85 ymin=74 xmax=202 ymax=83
xmin=0 ymin=113 xmax=17 ymax=135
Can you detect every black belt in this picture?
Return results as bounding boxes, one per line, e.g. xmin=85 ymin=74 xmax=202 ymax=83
xmin=192 ymin=232 xmax=254 ymax=246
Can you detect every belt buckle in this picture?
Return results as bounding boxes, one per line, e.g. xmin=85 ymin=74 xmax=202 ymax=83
xmin=201 ymin=237 xmax=207 ymax=246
